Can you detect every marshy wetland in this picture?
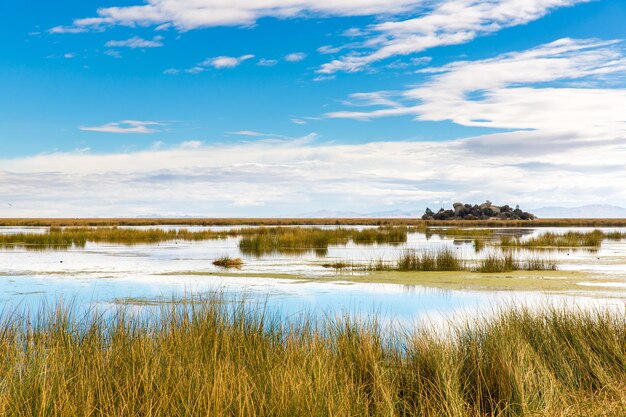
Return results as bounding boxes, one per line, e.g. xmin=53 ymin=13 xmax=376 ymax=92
xmin=1 ymin=222 xmax=625 ymax=316
xmin=1 ymin=220 xmax=625 ymax=415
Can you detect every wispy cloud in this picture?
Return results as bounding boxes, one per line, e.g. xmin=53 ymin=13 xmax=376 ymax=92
xmin=226 ymin=131 xmax=316 ymax=143
xmin=258 ymin=58 xmax=278 ymax=67
xmin=79 ymin=120 xmax=163 ymax=134
xmin=285 ymin=52 xmax=307 ymax=62
xmin=105 ymin=36 xmax=164 ymax=49
xmin=205 ymin=54 xmax=255 ymax=68
xmin=51 ymin=0 xmax=589 ymax=75
xmin=228 ymin=130 xmax=287 ymax=138
xmin=318 ymin=0 xmax=590 ymax=73
xmin=104 ymin=49 xmax=122 ymax=59
xmin=50 ymin=1 xmax=423 ymax=33
xmin=166 ymin=54 xmax=255 ymax=74
xmin=2 ymin=133 xmax=626 ymax=217
xmin=327 ymin=38 xmax=626 ymax=139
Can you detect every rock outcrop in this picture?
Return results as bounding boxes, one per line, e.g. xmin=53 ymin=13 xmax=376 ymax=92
xmin=422 ymin=201 xmax=536 ymax=221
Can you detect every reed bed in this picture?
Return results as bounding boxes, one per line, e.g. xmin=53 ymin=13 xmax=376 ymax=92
xmin=239 ymin=226 xmax=407 ymax=256
xmin=369 ymin=250 xmax=557 ymax=273
xmin=0 ymin=226 xmax=236 ymax=249
xmin=500 ymin=230 xmax=626 ymax=248
xmin=0 ymin=299 xmax=623 ymax=416
xmin=0 ymin=225 xmax=407 ymax=251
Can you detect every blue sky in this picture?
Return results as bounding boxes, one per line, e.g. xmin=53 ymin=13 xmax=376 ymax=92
xmin=1 ymin=0 xmax=626 ymax=216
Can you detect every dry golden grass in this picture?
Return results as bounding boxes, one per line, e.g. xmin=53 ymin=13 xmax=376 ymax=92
xmin=0 ymin=225 xmax=407 ymax=252
xmin=0 ymin=299 xmax=623 ymax=416
xmin=212 ymin=256 xmax=244 ymax=268
xmin=367 ymin=250 xmax=557 ymax=273
xmin=239 ymin=226 xmax=407 ymax=256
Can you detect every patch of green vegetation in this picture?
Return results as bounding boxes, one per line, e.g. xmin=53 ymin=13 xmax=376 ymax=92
xmin=339 ymin=270 xmax=622 ymax=293
xmin=1 ymin=299 xmax=623 ymax=416
xmin=158 ymin=269 xmax=623 ymax=293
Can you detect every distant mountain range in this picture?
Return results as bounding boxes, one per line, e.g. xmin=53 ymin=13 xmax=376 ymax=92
xmin=530 ymin=205 xmax=626 ymax=219
xmin=296 ymin=209 xmax=423 ymax=218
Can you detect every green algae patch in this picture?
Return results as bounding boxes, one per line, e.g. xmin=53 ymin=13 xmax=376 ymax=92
xmin=159 ymin=269 xmax=625 ymax=294
xmin=340 ymin=270 xmax=611 ymax=292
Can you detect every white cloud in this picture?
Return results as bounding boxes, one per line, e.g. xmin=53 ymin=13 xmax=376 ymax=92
xmin=203 ymin=54 xmax=255 ymax=69
xmin=104 ymin=49 xmax=122 ymax=58
xmin=79 ymin=120 xmax=163 ymax=134
xmin=63 ymin=52 xmax=76 ymax=59
xmin=165 ymin=54 xmax=255 ymax=74
xmin=327 ymin=38 xmax=626 ymax=140
xmin=318 ymin=0 xmax=589 ymax=73
xmin=228 ymin=130 xmax=285 ymax=138
xmin=50 ymin=26 xmax=88 ymax=34
xmin=105 ymin=36 xmax=164 ymax=48
xmin=258 ymin=58 xmax=278 ymax=66
xmin=285 ymin=52 xmax=307 ymax=62
xmin=318 ymin=45 xmax=343 ymax=54
xmin=51 ymin=0 xmax=587 ymax=75
xmin=51 ymin=1 xmax=425 ymax=33
xmin=180 ymin=140 xmax=203 ymax=148
xmin=2 ymin=133 xmax=626 ymax=217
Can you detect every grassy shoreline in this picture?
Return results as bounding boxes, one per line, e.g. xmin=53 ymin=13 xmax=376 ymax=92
xmin=2 ymin=217 xmax=626 ymax=227
xmin=0 ymin=299 xmax=623 ymax=416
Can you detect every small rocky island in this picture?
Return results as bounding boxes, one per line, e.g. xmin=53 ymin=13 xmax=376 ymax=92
xmin=422 ymin=201 xmax=536 ymax=221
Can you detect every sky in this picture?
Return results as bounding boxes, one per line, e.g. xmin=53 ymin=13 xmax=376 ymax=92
xmin=1 ymin=0 xmax=625 ymax=217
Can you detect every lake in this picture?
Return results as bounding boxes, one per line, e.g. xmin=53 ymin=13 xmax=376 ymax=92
xmin=1 ymin=225 xmax=624 ymax=326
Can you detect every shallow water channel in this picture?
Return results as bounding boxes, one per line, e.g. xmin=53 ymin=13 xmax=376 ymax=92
xmin=1 ymin=225 xmax=624 ymax=326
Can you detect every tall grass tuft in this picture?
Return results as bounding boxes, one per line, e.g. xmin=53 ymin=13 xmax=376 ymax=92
xmin=500 ymin=230 xmax=626 ymax=248
xmin=476 ymin=253 xmax=516 ymax=272
xmin=0 ymin=299 xmax=623 ymax=416
xmin=394 ymin=249 xmax=464 ymax=271
xmin=475 ymin=254 xmax=556 ymax=272
xmin=369 ymin=249 xmax=557 ymax=273
xmin=212 ymin=256 xmax=244 ymax=268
